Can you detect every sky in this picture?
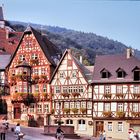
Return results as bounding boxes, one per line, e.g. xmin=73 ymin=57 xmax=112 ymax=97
xmin=1 ymin=0 xmax=140 ymax=50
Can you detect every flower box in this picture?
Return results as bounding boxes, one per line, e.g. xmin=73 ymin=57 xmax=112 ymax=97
xmin=71 ymin=92 xmax=80 ymax=98
xmin=116 ymin=111 xmax=125 ymax=118
xmin=71 ymin=108 xmax=78 ymax=114
xmin=131 ymin=112 xmax=140 ymax=117
xmin=104 ymin=93 xmax=112 ymax=99
xmin=103 ymin=111 xmax=112 ymax=117
xmin=80 ymin=108 xmax=87 ymax=114
xmin=63 ymin=108 xmax=70 ymax=114
xmin=116 ymin=93 xmax=124 ymax=98
xmin=133 ymin=93 xmax=140 ymax=99
xmin=61 ymin=93 xmax=70 ymax=98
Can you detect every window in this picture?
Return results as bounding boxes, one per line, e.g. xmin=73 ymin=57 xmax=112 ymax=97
xmin=41 ymin=68 xmax=46 ymax=75
xmin=117 ymin=103 xmax=123 ymax=112
xmin=33 ymin=69 xmax=39 ymax=75
xmin=104 ymin=103 xmax=110 ymax=111
xmin=22 ymin=105 xmax=27 ymax=113
xmin=70 ymin=102 xmax=74 ymax=108
xmin=64 ymin=102 xmax=69 ymax=108
xmin=116 ymin=85 xmax=123 ymax=93
xmin=67 ymin=59 xmax=72 ymax=67
xmin=101 ymin=69 xmax=110 ymax=78
xmin=116 ymin=68 xmax=125 ymax=78
xmin=105 ymin=86 xmax=111 ymax=94
xmin=87 ymin=102 xmax=92 ymax=109
xmin=63 ymin=87 xmax=68 ymax=93
xmin=23 ymin=85 xmax=27 ymax=93
xmin=78 ymin=119 xmax=86 ymax=131
xmin=133 ymin=85 xmax=140 ymax=94
xmin=35 ymin=85 xmax=39 ymax=92
xmin=133 ymin=70 xmax=140 ymax=81
xmin=55 ymin=86 xmax=60 ymax=93
xmin=19 ymin=55 xmax=25 ymax=61
xmin=44 ymin=104 xmax=49 ymax=113
xmin=132 ymin=103 xmax=138 ymax=112
xmin=31 ymin=54 xmax=38 ymax=59
xmin=59 ymin=71 xmax=64 ymax=78
xmin=79 ymin=86 xmax=84 ymax=93
xmin=118 ymin=122 xmax=123 ymax=132
xmin=132 ymin=67 xmax=140 ymax=81
xmin=43 ymin=84 xmax=47 ymax=92
xmin=75 ymin=102 xmax=80 ymax=108
xmin=37 ymin=104 xmax=42 ymax=113
xmin=30 ymin=104 xmax=35 ymax=113
xmin=66 ymin=119 xmax=73 ymax=124
xmin=72 ymin=71 xmax=77 ymax=78
xmin=81 ymin=102 xmax=86 ymax=108
xmin=108 ymin=122 xmax=112 ymax=131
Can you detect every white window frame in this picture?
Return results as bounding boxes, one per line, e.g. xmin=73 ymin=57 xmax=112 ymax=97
xmin=118 ymin=122 xmax=123 ymax=132
xmin=108 ymin=122 xmax=113 ymax=131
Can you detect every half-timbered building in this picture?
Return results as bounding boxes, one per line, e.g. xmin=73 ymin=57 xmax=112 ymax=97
xmin=91 ymin=48 xmax=140 ymax=139
xmin=50 ymin=49 xmax=93 ymax=136
xmin=7 ymin=26 xmax=61 ymax=123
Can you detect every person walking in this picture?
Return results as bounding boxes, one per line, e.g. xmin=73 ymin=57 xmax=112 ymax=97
xmin=15 ymin=123 xmax=21 ymax=140
xmin=99 ymin=131 xmax=103 ymax=140
xmin=0 ymin=123 xmax=6 ymax=140
xmin=102 ymin=130 xmax=106 ymax=140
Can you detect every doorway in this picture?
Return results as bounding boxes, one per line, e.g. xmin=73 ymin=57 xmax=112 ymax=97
xmin=96 ymin=121 xmax=104 ymax=136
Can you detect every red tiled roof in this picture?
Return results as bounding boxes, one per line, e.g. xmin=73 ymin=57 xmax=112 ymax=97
xmin=0 ymin=28 xmax=22 ymax=54
xmin=92 ymin=53 xmax=140 ymax=83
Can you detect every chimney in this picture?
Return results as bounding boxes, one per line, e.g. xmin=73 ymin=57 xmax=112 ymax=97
xmin=6 ymin=29 xmax=9 ymax=39
xmin=127 ymin=48 xmax=134 ymax=59
xmin=80 ymin=56 xmax=83 ymax=64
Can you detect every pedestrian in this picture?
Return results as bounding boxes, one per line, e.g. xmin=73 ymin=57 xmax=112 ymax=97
xmin=15 ymin=123 xmax=21 ymax=140
xmin=0 ymin=123 xmax=6 ymax=140
xmin=99 ymin=131 xmax=103 ymax=140
xmin=102 ymin=130 xmax=106 ymax=140
xmin=56 ymin=126 xmax=64 ymax=140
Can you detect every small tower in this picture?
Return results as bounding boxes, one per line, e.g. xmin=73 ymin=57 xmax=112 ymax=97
xmin=0 ymin=6 xmax=5 ymax=28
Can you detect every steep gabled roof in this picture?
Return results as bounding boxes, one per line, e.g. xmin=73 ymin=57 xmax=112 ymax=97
xmin=7 ymin=26 xmax=61 ymax=67
xmin=92 ymin=53 xmax=140 ymax=84
xmin=0 ymin=7 xmax=4 ymax=21
xmin=49 ymin=49 xmax=93 ymax=84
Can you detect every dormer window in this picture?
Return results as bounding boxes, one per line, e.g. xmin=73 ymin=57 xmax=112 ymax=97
xmin=132 ymin=66 xmax=140 ymax=81
xmin=100 ymin=69 xmax=110 ymax=78
xmin=116 ymin=68 xmax=126 ymax=78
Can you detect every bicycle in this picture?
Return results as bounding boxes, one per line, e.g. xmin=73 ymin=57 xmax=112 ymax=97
xmin=56 ymin=132 xmax=64 ymax=140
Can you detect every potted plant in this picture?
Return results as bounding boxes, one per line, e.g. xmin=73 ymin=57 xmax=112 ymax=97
xmin=71 ymin=93 xmax=80 ymax=98
xmin=131 ymin=112 xmax=139 ymax=117
xmin=116 ymin=111 xmax=125 ymax=118
xmin=104 ymin=93 xmax=112 ymax=99
xmin=30 ymin=59 xmax=39 ymax=65
xmin=80 ymin=108 xmax=87 ymax=114
xmin=61 ymin=93 xmax=70 ymax=98
xmin=116 ymin=93 xmax=124 ymax=98
xmin=63 ymin=108 xmax=70 ymax=114
xmin=103 ymin=111 xmax=112 ymax=117
xmin=71 ymin=108 xmax=78 ymax=114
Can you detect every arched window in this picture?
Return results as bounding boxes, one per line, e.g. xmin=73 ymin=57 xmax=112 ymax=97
xmin=66 ymin=119 xmax=73 ymax=124
xmin=78 ymin=119 xmax=86 ymax=131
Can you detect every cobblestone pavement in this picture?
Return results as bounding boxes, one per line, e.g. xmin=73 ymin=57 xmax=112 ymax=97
xmin=5 ymin=124 xmax=122 ymax=140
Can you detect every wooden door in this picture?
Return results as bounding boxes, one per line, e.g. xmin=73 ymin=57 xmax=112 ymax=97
xmin=14 ymin=106 xmax=21 ymax=119
xmin=96 ymin=121 xmax=104 ymax=136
